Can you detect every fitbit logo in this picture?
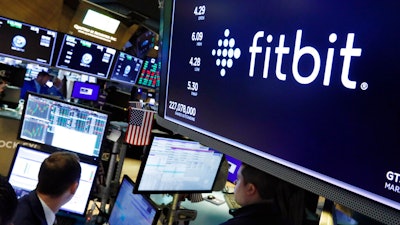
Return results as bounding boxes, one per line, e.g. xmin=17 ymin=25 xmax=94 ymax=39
xmin=212 ymin=29 xmax=365 ymax=90
xmin=211 ymin=29 xmax=241 ymax=77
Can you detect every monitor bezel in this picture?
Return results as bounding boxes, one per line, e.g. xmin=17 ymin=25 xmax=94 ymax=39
xmin=17 ymin=91 xmax=111 ymax=161
xmin=133 ymin=135 xmax=224 ymax=194
xmin=155 ymin=1 xmax=400 ymax=224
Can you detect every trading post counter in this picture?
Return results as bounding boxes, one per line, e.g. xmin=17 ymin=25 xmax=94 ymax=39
xmin=0 ymin=109 xmax=40 ymax=176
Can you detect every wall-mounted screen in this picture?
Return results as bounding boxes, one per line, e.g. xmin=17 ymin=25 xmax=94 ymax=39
xmin=136 ymin=56 xmax=160 ymax=89
xmin=71 ymin=81 xmax=100 ymax=101
xmin=55 ymin=34 xmax=116 ymax=78
xmin=157 ymin=0 xmax=400 ymax=224
xmin=18 ymin=92 xmax=110 ymax=159
xmin=0 ymin=16 xmax=57 ymax=66
xmin=109 ymin=52 xmax=143 ymax=85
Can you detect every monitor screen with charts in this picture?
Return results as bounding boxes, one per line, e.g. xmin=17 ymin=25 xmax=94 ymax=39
xmin=134 ymin=136 xmax=224 ymax=193
xmin=18 ymin=92 xmax=110 ymax=158
xmin=108 ymin=175 xmax=161 ymax=225
xmin=7 ymin=145 xmax=98 ymax=216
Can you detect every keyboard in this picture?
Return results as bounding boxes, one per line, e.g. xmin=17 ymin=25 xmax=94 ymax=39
xmin=223 ymin=193 xmax=241 ymax=209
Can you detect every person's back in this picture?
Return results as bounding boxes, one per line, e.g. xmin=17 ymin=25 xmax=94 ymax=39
xmin=13 ymin=151 xmax=81 ymax=225
xmin=0 ymin=175 xmax=18 ymax=225
xmin=220 ymin=163 xmax=305 ymax=225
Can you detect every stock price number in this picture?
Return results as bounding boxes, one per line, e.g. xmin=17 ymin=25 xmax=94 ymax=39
xmin=189 ymin=57 xmax=201 ymax=67
xmin=187 ymin=81 xmax=199 ymax=91
xmin=193 ymin=5 xmax=206 ymax=16
xmin=187 ymin=81 xmax=199 ymax=96
xmin=191 ymin=31 xmax=203 ymax=42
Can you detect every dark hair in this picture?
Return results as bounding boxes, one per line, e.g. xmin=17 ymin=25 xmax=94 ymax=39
xmin=36 ymin=151 xmax=81 ymax=197
xmin=240 ymin=163 xmax=280 ymax=200
xmin=37 ymin=71 xmax=50 ymax=77
xmin=240 ymin=163 xmax=307 ymax=225
xmin=0 ymin=175 xmax=18 ymax=225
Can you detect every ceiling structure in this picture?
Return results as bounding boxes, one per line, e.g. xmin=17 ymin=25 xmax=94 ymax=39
xmin=80 ymin=0 xmax=161 ymax=32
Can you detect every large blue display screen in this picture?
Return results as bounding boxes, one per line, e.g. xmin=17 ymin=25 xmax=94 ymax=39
xmin=162 ymin=0 xmax=400 ymax=212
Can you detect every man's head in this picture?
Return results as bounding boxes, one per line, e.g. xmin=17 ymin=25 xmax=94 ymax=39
xmin=0 ymin=75 xmax=9 ymax=93
xmin=0 ymin=175 xmax=18 ymax=225
xmin=35 ymin=71 xmax=52 ymax=86
xmin=36 ymin=151 xmax=81 ymax=204
xmin=234 ymin=163 xmax=280 ymax=206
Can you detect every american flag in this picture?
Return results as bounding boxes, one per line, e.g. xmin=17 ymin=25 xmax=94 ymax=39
xmin=124 ymin=107 xmax=155 ymax=146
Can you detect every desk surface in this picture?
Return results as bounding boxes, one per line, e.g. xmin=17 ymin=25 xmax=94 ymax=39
xmin=0 ymin=108 xmax=21 ymax=120
xmin=151 ymin=191 xmax=233 ymax=225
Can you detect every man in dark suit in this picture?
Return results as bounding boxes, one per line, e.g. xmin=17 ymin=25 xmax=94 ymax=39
xmin=0 ymin=175 xmax=18 ymax=225
xmin=19 ymin=71 xmax=52 ymax=99
xmin=13 ymin=152 xmax=81 ymax=225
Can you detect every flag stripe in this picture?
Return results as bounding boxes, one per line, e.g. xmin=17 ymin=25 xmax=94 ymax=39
xmin=124 ymin=107 xmax=154 ymax=146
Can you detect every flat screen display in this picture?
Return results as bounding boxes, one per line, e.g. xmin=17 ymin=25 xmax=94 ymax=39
xmin=0 ymin=16 xmax=57 ymax=65
xmin=158 ymin=0 xmax=400 ymax=223
xmin=109 ymin=52 xmax=143 ymax=85
xmin=18 ymin=92 xmax=109 ymax=158
xmin=8 ymin=145 xmax=98 ymax=216
xmin=71 ymin=81 xmax=100 ymax=101
xmin=55 ymin=34 xmax=116 ymax=78
xmin=136 ymin=56 xmax=160 ymax=89
xmin=108 ymin=175 xmax=160 ymax=225
xmin=225 ymin=154 xmax=241 ymax=184
xmin=134 ymin=136 xmax=224 ymax=193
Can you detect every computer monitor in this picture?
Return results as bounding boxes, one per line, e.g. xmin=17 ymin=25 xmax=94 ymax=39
xmin=55 ymin=34 xmax=116 ymax=78
xmin=135 ymin=56 xmax=160 ymax=89
xmin=0 ymin=16 xmax=57 ymax=66
xmin=7 ymin=144 xmax=98 ymax=216
xmin=109 ymin=52 xmax=143 ymax=85
xmin=134 ymin=136 xmax=224 ymax=193
xmin=225 ymin=154 xmax=242 ymax=184
xmin=108 ymin=175 xmax=161 ymax=225
xmin=71 ymin=81 xmax=100 ymax=101
xmin=18 ymin=92 xmax=110 ymax=159
xmin=157 ymin=0 xmax=400 ymax=224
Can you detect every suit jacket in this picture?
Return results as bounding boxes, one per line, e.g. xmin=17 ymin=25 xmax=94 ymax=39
xmin=13 ymin=191 xmax=48 ymax=225
xmin=20 ymin=79 xmax=49 ymax=99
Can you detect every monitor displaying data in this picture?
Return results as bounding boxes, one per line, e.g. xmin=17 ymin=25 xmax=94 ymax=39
xmin=136 ymin=56 xmax=160 ymax=89
xmin=108 ymin=175 xmax=161 ymax=225
xmin=18 ymin=92 xmax=109 ymax=158
xmin=109 ymin=51 xmax=143 ymax=85
xmin=71 ymin=81 xmax=100 ymax=101
xmin=0 ymin=16 xmax=57 ymax=65
xmin=134 ymin=136 xmax=224 ymax=193
xmin=157 ymin=0 xmax=400 ymax=223
xmin=8 ymin=145 xmax=98 ymax=216
xmin=55 ymin=34 xmax=116 ymax=78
